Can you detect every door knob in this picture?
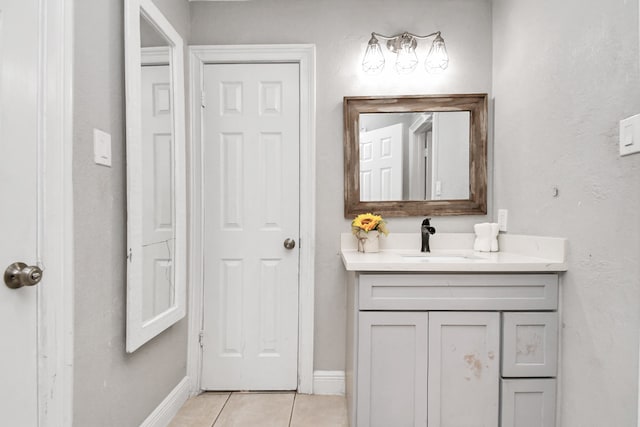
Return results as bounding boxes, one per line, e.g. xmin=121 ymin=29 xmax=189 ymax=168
xmin=283 ymin=238 xmax=296 ymax=250
xmin=4 ymin=262 xmax=43 ymax=289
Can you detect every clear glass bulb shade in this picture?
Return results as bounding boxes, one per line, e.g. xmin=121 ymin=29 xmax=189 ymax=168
xmin=395 ymin=42 xmax=418 ymax=74
xmin=425 ymin=35 xmax=449 ymax=74
xmin=362 ymin=38 xmax=385 ymax=75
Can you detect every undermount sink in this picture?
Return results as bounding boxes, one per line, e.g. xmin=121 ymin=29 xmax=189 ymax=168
xmin=399 ymin=252 xmax=485 ymax=262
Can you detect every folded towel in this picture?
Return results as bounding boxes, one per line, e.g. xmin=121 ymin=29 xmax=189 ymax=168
xmin=474 ymin=222 xmax=499 ymax=252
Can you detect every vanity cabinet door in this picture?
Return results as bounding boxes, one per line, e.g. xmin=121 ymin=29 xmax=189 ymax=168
xmin=357 ymin=312 xmax=428 ymax=427
xmin=501 ymin=379 xmax=556 ymax=427
xmin=428 ymin=312 xmax=500 ymax=427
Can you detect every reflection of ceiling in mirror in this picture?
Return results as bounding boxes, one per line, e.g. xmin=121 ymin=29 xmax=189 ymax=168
xmin=140 ymin=15 xmax=169 ymax=48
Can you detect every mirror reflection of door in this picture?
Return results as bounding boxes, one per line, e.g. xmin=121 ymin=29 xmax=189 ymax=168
xmin=140 ymin=14 xmax=174 ymax=321
xmin=359 ymin=123 xmax=403 ymax=201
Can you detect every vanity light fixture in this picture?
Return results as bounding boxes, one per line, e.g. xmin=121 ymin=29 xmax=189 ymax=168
xmin=362 ymin=31 xmax=449 ymax=75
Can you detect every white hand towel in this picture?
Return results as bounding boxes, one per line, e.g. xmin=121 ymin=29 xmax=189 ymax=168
xmin=473 ymin=223 xmax=492 ymax=252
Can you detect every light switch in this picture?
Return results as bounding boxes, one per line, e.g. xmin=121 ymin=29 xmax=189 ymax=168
xmin=435 ymin=181 xmax=442 ymax=196
xmin=94 ymin=128 xmax=112 ymax=167
xmin=619 ymin=114 xmax=640 ymax=156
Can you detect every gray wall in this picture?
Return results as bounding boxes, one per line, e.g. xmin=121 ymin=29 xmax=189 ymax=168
xmin=434 ymin=112 xmax=470 ymax=199
xmin=190 ymin=0 xmax=493 ymax=371
xmin=73 ymin=0 xmax=190 ymax=425
xmin=492 ymin=0 xmax=640 ymax=425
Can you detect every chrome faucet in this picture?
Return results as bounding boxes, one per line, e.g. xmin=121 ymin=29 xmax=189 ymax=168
xmin=421 ymin=218 xmax=436 ymax=252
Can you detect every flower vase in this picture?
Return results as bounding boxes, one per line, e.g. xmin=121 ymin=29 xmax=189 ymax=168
xmin=356 ymin=230 xmax=380 ymax=253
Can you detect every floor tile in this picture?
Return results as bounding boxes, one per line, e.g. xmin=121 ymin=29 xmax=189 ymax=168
xmin=290 ymin=394 xmax=348 ymax=427
xmin=213 ymin=392 xmax=295 ymax=427
xmin=169 ymin=393 xmax=230 ymax=427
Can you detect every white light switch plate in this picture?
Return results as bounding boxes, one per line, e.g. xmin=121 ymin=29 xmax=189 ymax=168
xmin=93 ymin=128 xmax=112 ymax=166
xmin=620 ymin=114 xmax=640 ymax=157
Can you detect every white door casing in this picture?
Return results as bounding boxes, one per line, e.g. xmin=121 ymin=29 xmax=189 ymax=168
xmin=359 ymin=123 xmax=403 ymax=201
xmin=408 ymin=113 xmax=432 ymax=200
xmin=188 ymin=45 xmax=316 ymax=394
xmin=201 ymin=62 xmax=300 ymax=390
xmin=0 ymin=0 xmax=73 ymax=425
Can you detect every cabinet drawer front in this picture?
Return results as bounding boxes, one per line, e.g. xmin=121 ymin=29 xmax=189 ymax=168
xmin=502 ymin=312 xmax=558 ymax=377
xmin=501 ymin=379 xmax=556 ymax=427
xmin=359 ymin=274 xmax=558 ymax=311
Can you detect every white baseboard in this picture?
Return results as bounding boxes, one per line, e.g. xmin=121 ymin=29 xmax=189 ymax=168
xmin=312 ymin=370 xmax=345 ymax=396
xmin=140 ymin=376 xmax=191 ymax=427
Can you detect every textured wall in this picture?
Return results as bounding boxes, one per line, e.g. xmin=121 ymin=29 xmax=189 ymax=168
xmin=73 ymin=0 xmax=190 ymax=425
xmin=492 ymin=0 xmax=640 ymax=424
xmin=190 ymin=0 xmax=493 ymax=371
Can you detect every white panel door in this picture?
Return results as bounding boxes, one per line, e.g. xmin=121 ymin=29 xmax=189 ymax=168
xmin=428 ymin=312 xmax=500 ymax=427
xmin=0 ymin=0 xmax=40 ymax=424
xmin=357 ymin=312 xmax=428 ymax=427
xmin=201 ymin=63 xmax=300 ymax=390
xmin=141 ymin=63 xmax=174 ymax=321
xmin=359 ymin=123 xmax=403 ymax=201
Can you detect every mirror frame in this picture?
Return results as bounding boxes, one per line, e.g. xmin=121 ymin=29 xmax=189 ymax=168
xmin=124 ymin=0 xmax=186 ymax=352
xmin=343 ymin=93 xmax=488 ymax=217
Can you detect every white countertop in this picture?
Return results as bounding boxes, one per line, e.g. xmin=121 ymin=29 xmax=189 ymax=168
xmin=340 ymin=233 xmax=568 ymax=272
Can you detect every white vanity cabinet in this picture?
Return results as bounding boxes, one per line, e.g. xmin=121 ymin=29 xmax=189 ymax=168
xmin=346 ymin=272 xmax=561 ymax=427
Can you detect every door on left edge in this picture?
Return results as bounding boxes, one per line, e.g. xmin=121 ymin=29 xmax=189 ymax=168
xmin=0 ymin=0 xmax=42 ymax=424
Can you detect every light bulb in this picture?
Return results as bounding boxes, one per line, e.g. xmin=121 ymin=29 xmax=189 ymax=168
xmin=394 ymin=35 xmax=418 ymax=74
xmin=362 ymin=35 xmax=385 ymax=75
xmin=425 ymin=33 xmax=449 ymax=74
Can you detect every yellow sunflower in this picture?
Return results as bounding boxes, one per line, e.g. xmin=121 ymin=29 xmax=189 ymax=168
xmin=352 ymin=213 xmax=388 ymax=235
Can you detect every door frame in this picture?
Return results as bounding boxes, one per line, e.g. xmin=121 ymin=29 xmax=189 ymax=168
xmin=187 ymin=44 xmax=316 ymax=394
xmin=36 ymin=0 xmax=74 ymax=424
xmin=408 ymin=114 xmax=431 ymax=199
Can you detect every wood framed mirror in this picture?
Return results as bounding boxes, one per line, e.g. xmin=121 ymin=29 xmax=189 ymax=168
xmin=344 ymin=94 xmax=488 ymax=217
xmin=124 ymin=0 xmax=186 ymax=352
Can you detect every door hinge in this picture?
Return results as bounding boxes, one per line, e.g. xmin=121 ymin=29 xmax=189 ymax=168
xmin=199 ymin=330 xmax=204 ymax=348
xmin=423 ymin=148 xmax=429 ymax=158
xmin=201 ymin=91 xmax=206 ymax=108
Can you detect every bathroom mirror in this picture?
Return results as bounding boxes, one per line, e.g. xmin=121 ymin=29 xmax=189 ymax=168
xmin=124 ymin=0 xmax=186 ymax=352
xmin=344 ymin=94 xmax=487 ymax=217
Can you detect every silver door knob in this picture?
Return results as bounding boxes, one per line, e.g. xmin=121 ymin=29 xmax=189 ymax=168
xmin=283 ymin=238 xmax=296 ymax=250
xmin=4 ymin=262 xmax=43 ymax=289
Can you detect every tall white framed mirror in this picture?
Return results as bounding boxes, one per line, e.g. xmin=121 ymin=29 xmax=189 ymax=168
xmin=124 ymin=0 xmax=186 ymax=352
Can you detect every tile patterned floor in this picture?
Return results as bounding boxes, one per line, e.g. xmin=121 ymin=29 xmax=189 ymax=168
xmin=169 ymin=392 xmax=348 ymax=427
